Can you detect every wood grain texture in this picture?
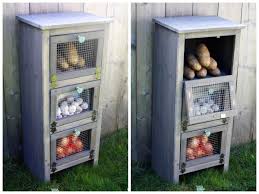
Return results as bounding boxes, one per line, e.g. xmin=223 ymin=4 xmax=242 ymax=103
xmin=136 ymin=3 xmax=165 ymax=161
xmin=3 ymin=3 xmax=29 ymax=157
xmin=166 ymin=3 xmax=192 ymax=16
xmin=193 ymin=3 xmax=219 ymax=16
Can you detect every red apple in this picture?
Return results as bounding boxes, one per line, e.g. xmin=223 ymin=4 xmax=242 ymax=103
xmin=70 ymin=135 xmax=78 ymax=143
xmin=189 ymin=137 xmax=200 ymax=149
xmin=56 ymin=146 xmax=65 ymax=158
xmin=204 ymin=142 xmax=213 ymax=155
xmin=60 ymin=137 xmax=70 ymax=147
xmin=199 ymin=135 xmax=208 ymax=145
xmin=74 ymin=139 xmax=84 ymax=152
xmin=186 ymin=148 xmax=195 ymax=160
xmin=65 ymin=145 xmax=75 ymax=156
xmin=195 ymin=147 xmax=206 ymax=158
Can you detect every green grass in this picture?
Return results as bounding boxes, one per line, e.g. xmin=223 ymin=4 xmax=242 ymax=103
xmin=132 ymin=141 xmax=256 ymax=191
xmin=4 ymin=128 xmax=128 ymax=191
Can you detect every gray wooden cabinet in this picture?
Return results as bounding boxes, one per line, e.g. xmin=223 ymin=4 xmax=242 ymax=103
xmin=152 ymin=16 xmax=244 ymax=183
xmin=17 ymin=12 xmax=112 ymax=181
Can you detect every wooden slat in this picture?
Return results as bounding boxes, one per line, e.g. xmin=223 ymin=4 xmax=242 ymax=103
xmin=218 ymin=3 xmax=242 ymax=22
xmin=136 ymin=3 xmax=165 ymax=161
xmin=84 ymin=2 xmax=107 ymax=16
xmin=29 ymin=3 xmax=59 ymax=13
xmin=58 ymin=3 xmax=84 ymax=12
xmin=166 ymin=3 xmax=192 ymax=16
xmin=193 ymin=3 xmax=219 ymax=16
xmin=3 ymin=3 xmax=29 ymax=157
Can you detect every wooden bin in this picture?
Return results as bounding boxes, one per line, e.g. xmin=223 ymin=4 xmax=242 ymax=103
xmin=152 ymin=16 xmax=244 ymax=183
xmin=17 ymin=12 xmax=112 ymax=181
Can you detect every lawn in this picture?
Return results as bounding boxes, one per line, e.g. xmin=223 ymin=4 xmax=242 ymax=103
xmin=3 ymin=128 xmax=128 ymax=191
xmin=132 ymin=141 xmax=256 ymax=191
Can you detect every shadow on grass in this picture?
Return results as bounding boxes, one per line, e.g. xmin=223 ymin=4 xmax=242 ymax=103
xmin=4 ymin=128 xmax=128 ymax=191
xmin=132 ymin=141 xmax=256 ymax=191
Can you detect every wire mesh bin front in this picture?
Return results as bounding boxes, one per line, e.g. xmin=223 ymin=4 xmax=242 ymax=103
xmin=50 ymin=31 xmax=104 ymax=82
xmin=180 ymin=124 xmax=227 ymax=174
xmin=50 ymin=123 xmax=96 ymax=173
xmin=50 ymin=80 xmax=100 ymax=129
xmin=184 ymin=75 xmax=237 ymax=125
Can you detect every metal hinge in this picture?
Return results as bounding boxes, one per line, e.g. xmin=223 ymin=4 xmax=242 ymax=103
xmin=50 ymin=74 xmax=57 ymax=89
xmin=222 ymin=118 xmax=227 ymax=124
xmin=89 ymin=150 xmax=95 ymax=159
xmin=181 ymin=120 xmax=188 ymax=131
xmin=51 ymin=162 xmax=57 ymax=173
xmin=50 ymin=121 xmax=57 ymax=134
xmin=95 ymin=67 xmax=101 ymax=80
xmin=92 ymin=110 xmax=97 ymax=121
xmin=180 ymin=162 xmax=186 ymax=173
xmin=220 ymin=153 xmax=225 ymax=163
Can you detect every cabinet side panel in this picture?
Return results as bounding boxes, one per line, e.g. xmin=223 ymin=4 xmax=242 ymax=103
xmin=19 ymin=23 xmax=46 ymax=180
xmin=152 ymin=24 xmax=179 ymax=181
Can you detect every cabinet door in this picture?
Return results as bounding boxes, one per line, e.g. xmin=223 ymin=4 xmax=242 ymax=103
xmin=180 ymin=124 xmax=227 ymax=174
xmin=50 ymin=31 xmax=104 ymax=84
xmin=50 ymin=123 xmax=96 ymax=173
xmin=184 ymin=75 xmax=237 ymax=125
xmin=50 ymin=80 xmax=100 ymax=128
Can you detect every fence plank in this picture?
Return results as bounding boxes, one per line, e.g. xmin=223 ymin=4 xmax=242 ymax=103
xmin=218 ymin=3 xmax=242 ymax=22
xmin=29 ymin=3 xmax=59 ymax=13
xmin=166 ymin=3 xmax=192 ymax=16
xmin=3 ymin=3 xmax=29 ymax=157
xmin=58 ymin=3 xmax=84 ymax=12
xmin=193 ymin=3 xmax=219 ymax=16
xmin=84 ymin=3 xmax=107 ymax=16
xmin=131 ymin=3 xmax=137 ymax=160
xmin=136 ymin=3 xmax=165 ymax=161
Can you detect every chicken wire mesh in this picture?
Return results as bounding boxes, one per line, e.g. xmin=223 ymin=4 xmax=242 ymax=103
xmin=56 ymin=88 xmax=94 ymax=120
xmin=186 ymin=132 xmax=222 ymax=161
xmin=190 ymin=82 xmax=232 ymax=117
xmin=56 ymin=39 xmax=98 ymax=73
xmin=56 ymin=130 xmax=91 ymax=160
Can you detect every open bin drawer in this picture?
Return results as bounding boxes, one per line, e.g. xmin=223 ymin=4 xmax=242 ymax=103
xmin=50 ymin=31 xmax=104 ymax=83
xmin=50 ymin=80 xmax=100 ymax=128
xmin=184 ymin=75 xmax=237 ymax=125
xmin=180 ymin=125 xmax=227 ymax=174
xmin=50 ymin=122 xmax=96 ymax=173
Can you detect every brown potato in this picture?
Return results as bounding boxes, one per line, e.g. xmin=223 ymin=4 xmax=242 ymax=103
xmin=184 ymin=66 xmax=195 ymax=80
xmin=186 ymin=54 xmax=202 ymax=71
xmin=196 ymin=67 xmax=207 ymax=78
xmin=66 ymin=42 xmax=79 ymax=66
xmin=196 ymin=43 xmax=210 ymax=68
xmin=207 ymin=57 xmax=218 ymax=70
xmin=77 ymin=56 xmax=86 ymax=68
xmin=208 ymin=67 xmax=221 ymax=76
xmin=57 ymin=56 xmax=69 ymax=71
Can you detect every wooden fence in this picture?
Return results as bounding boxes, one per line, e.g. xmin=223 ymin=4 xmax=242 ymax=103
xmin=131 ymin=3 xmax=256 ymax=161
xmin=3 ymin=3 xmax=128 ymax=157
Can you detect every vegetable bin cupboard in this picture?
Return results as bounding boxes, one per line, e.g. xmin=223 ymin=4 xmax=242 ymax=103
xmin=16 ymin=12 xmax=112 ymax=181
xmin=152 ymin=16 xmax=245 ymax=183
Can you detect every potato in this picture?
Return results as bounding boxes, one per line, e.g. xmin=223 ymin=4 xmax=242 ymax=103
xmin=66 ymin=42 xmax=79 ymax=66
xmin=196 ymin=43 xmax=210 ymax=68
xmin=196 ymin=67 xmax=207 ymax=78
xmin=184 ymin=66 xmax=195 ymax=80
xmin=186 ymin=54 xmax=202 ymax=71
xmin=207 ymin=57 xmax=217 ymax=70
xmin=208 ymin=67 xmax=221 ymax=76
xmin=57 ymin=56 xmax=69 ymax=71
xmin=77 ymin=56 xmax=86 ymax=68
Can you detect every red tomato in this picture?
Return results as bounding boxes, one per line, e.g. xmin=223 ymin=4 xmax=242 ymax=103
xmin=60 ymin=137 xmax=70 ymax=147
xmin=56 ymin=146 xmax=65 ymax=158
xmin=204 ymin=142 xmax=213 ymax=155
xmin=199 ymin=135 xmax=208 ymax=145
xmin=74 ymin=139 xmax=84 ymax=152
xmin=189 ymin=137 xmax=200 ymax=149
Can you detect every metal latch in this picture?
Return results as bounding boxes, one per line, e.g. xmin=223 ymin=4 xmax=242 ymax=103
xmin=92 ymin=110 xmax=97 ymax=121
xmin=90 ymin=150 xmax=95 ymax=159
xmin=180 ymin=163 xmax=186 ymax=173
xmin=51 ymin=162 xmax=57 ymax=173
xmin=95 ymin=67 xmax=101 ymax=80
xmin=220 ymin=153 xmax=225 ymax=163
xmin=50 ymin=74 xmax=57 ymax=89
xmin=50 ymin=121 xmax=57 ymax=134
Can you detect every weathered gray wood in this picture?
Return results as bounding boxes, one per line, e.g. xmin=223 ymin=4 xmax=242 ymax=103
xmin=58 ymin=3 xmax=84 ymax=12
xmin=192 ymin=3 xmax=218 ymax=16
xmin=165 ymin=3 xmax=192 ymax=16
xmin=16 ymin=12 xmax=112 ymax=30
xmin=3 ymin=3 xmax=29 ymax=157
xmin=136 ymin=3 xmax=165 ymax=161
xmin=19 ymin=23 xmax=50 ymax=181
xmin=153 ymin=16 xmax=245 ymax=33
xmin=218 ymin=3 xmax=242 ymax=22
xmin=152 ymin=24 xmax=180 ymax=182
xmin=29 ymin=3 xmax=59 ymax=14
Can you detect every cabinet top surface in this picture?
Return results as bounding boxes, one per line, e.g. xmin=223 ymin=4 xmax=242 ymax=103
xmin=16 ymin=12 xmax=112 ymax=30
xmin=153 ymin=16 xmax=245 ymax=33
